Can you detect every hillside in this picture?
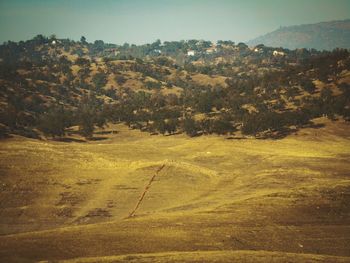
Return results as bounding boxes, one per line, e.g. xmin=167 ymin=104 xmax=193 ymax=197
xmin=248 ymin=20 xmax=350 ymax=50
xmin=0 ymin=35 xmax=349 ymax=140
xmin=0 ymin=119 xmax=349 ymax=262
xmin=0 ymin=35 xmax=349 ymax=262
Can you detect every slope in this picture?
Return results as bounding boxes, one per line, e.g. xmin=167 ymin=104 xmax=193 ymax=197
xmin=0 ymin=119 xmax=349 ymax=262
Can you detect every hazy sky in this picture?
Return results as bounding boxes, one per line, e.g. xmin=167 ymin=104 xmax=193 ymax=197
xmin=0 ymin=0 xmax=349 ymax=44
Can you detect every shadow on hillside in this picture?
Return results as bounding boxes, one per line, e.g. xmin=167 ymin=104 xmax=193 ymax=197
xmin=53 ymin=137 xmax=86 ymax=143
xmin=303 ymin=123 xmax=326 ymax=129
xmin=89 ymin=136 xmax=108 ymax=141
xmin=0 ymin=133 xmax=13 ymax=140
xmin=256 ymin=127 xmax=297 ymax=140
xmin=165 ymin=131 xmax=182 ymax=136
xmin=226 ymin=136 xmax=247 ymax=140
xmin=251 ymin=122 xmax=327 ymax=140
xmin=95 ymin=130 xmax=118 ymax=135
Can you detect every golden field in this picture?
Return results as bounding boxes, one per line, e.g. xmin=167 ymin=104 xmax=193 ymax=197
xmin=0 ymin=118 xmax=349 ymax=262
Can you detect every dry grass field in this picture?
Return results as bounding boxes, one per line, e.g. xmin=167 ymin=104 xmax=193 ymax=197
xmin=0 ymin=118 xmax=349 ymax=262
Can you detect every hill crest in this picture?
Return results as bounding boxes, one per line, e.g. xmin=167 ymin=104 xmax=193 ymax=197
xmin=248 ymin=19 xmax=350 ymax=50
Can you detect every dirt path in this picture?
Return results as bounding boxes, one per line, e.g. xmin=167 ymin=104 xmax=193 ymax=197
xmin=127 ymin=164 xmax=166 ymax=218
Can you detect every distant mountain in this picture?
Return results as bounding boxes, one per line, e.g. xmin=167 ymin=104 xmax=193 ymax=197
xmin=248 ymin=19 xmax=350 ymax=50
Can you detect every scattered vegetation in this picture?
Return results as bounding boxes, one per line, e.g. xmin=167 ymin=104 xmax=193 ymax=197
xmin=0 ymin=35 xmax=349 ymax=139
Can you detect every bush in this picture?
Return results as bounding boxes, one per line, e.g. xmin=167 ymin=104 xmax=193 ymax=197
xmin=75 ymin=57 xmax=90 ymax=66
xmin=301 ymin=79 xmax=316 ymax=94
xmin=145 ymin=81 xmax=161 ymax=90
xmin=115 ymin=74 xmax=127 ymax=85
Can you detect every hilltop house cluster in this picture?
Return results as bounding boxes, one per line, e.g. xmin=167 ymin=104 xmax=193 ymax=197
xmin=253 ymin=45 xmax=286 ymax=56
xmin=187 ymin=41 xmax=218 ymax=56
xmin=100 ymin=39 xmax=289 ymax=60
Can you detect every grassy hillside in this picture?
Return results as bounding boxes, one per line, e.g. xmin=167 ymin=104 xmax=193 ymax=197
xmin=0 ymin=118 xmax=349 ymax=262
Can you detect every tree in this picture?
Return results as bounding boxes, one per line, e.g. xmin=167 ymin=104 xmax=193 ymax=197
xmin=199 ymin=118 xmax=213 ymax=134
xmin=197 ymin=91 xmax=213 ymax=113
xmin=92 ymin=40 xmax=105 ymax=53
xmin=78 ymin=113 xmax=94 ymax=138
xmin=49 ymin=34 xmax=57 ymax=41
xmin=80 ymin=36 xmax=87 ymax=44
xmin=182 ymin=115 xmax=198 ymax=137
xmin=237 ymin=42 xmax=248 ymax=50
xmin=165 ymin=118 xmax=178 ymax=135
xmin=302 ymin=79 xmax=316 ymax=94
xmin=145 ymin=80 xmax=161 ymax=90
xmin=115 ymin=74 xmax=127 ymax=85
xmin=75 ymin=57 xmax=90 ymax=66
xmin=241 ymin=113 xmax=263 ymax=136
xmin=151 ymin=39 xmax=161 ymax=50
xmin=320 ymin=87 xmax=335 ymax=118
xmin=155 ymin=56 xmax=172 ymax=67
xmin=92 ymin=72 xmax=108 ymax=91
xmin=154 ymin=119 xmax=166 ymax=135
xmin=38 ymin=106 xmax=71 ymax=138
xmin=33 ymin=34 xmax=47 ymax=45
xmin=212 ymin=117 xmax=234 ymax=135
xmin=0 ymin=103 xmax=19 ymax=129
xmin=76 ymin=95 xmax=104 ymax=139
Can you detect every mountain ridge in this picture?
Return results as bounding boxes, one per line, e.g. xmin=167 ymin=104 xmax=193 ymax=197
xmin=248 ymin=19 xmax=350 ymax=50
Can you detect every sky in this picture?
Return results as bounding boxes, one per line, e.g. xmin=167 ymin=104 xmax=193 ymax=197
xmin=0 ymin=0 xmax=349 ymax=45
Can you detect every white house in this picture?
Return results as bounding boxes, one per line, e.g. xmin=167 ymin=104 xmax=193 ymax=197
xmin=196 ymin=40 xmax=204 ymax=46
xmin=187 ymin=50 xmax=195 ymax=56
xmin=50 ymin=39 xmax=62 ymax=45
xmin=104 ymin=48 xmax=120 ymax=56
xmin=205 ymin=46 xmax=217 ymax=54
xmin=254 ymin=47 xmax=264 ymax=53
xmin=273 ymin=50 xmax=285 ymax=56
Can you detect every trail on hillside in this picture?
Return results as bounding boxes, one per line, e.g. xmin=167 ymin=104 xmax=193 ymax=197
xmin=127 ymin=164 xmax=165 ymax=218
